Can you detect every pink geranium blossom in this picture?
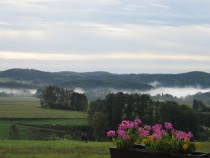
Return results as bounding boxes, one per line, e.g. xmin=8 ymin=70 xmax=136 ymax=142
xmin=117 ymin=129 xmax=126 ymax=137
xmin=119 ymin=120 xmax=134 ymax=130
xmin=187 ymin=132 xmax=193 ymax=139
xmin=152 ymin=124 xmax=162 ymax=132
xmin=134 ymin=119 xmax=142 ymax=128
xmin=152 ymin=133 xmax=162 ymax=140
xmin=144 ymin=125 xmax=151 ymax=131
xmin=107 ymin=119 xmax=200 ymax=154
xmin=107 ymin=130 xmax=115 ymax=137
xmin=138 ymin=128 xmax=149 ymax=137
xmin=165 ymin=122 xmax=173 ymax=129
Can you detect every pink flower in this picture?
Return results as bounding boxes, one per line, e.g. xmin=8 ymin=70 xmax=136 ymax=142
xmin=107 ymin=130 xmax=115 ymax=137
xmin=152 ymin=124 xmax=162 ymax=132
xmin=176 ymin=131 xmax=187 ymax=139
xmin=119 ymin=120 xmax=134 ymax=130
xmin=161 ymin=130 xmax=167 ymax=135
xmin=171 ymin=129 xmax=177 ymax=135
xmin=144 ymin=125 xmax=151 ymax=131
xmin=138 ymin=128 xmax=149 ymax=137
xmin=117 ymin=129 xmax=130 ymax=140
xmin=127 ymin=121 xmax=134 ymax=129
xmin=134 ymin=119 xmax=142 ymax=128
xmin=152 ymin=133 xmax=162 ymax=140
xmin=117 ymin=129 xmax=126 ymax=137
xmin=106 ymin=119 xmax=198 ymax=154
xmin=187 ymin=132 xmax=193 ymax=139
xmin=122 ymin=134 xmax=130 ymax=140
xmin=119 ymin=123 xmax=127 ymax=130
xmin=165 ymin=122 xmax=173 ymax=129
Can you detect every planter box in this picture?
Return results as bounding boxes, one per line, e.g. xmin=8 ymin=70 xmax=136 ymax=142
xmin=110 ymin=147 xmax=210 ymax=158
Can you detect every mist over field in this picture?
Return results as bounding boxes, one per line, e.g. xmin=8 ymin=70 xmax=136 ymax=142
xmin=107 ymin=87 xmax=210 ymax=98
xmin=1 ymin=86 xmax=210 ymax=99
xmin=0 ymin=88 xmax=37 ymax=95
xmin=143 ymin=87 xmax=210 ymax=98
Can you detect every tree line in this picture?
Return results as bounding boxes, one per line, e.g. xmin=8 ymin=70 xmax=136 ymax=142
xmin=193 ymin=99 xmax=210 ymax=112
xmin=40 ymin=85 xmax=88 ymax=111
xmin=38 ymin=86 xmax=210 ymax=141
xmin=87 ymin=92 xmax=206 ymax=141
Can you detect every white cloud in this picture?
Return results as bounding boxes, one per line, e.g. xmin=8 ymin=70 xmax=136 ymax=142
xmin=123 ymin=4 xmax=141 ymax=12
xmin=0 ymin=0 xmax=210 ymax=73
xmin=0 ymin=22 xmax=12 ymax=26
xmin=0 ymin=30 xmax=46 ymax=39
xmin=0 ymin=23 xmax=210 ymax=57
xmin=98 ymin=0 xmax=121 ymax=5
xmin=1 ymin=51 xmax=210 ymax=62
xmin=150 ymin=1 xmax=170 ymax=10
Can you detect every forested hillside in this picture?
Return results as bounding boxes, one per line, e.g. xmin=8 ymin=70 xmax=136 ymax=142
xmin=0 ymin=69 xmax=152 ymax=90
xmin=1 ymin=69 xmax=210 ymax=89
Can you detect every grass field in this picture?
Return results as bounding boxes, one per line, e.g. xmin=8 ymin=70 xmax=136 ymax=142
xmin=0 ymin=97 xmax=87 ymax=118
xmin=0 ymin=140 xmax=112 ymax=158
xmin=0 ymin=96 xmax=210 ymax=157
xmin=0 ymin=96 xmax=88 ymax=140
xmin=0 ymin=77 xmax=31 ymax=84
xmin=0 ymin=77 xmax=15 ymax=83
xmin=197 ymin=142 xmax=210 ymax=152
xmin=0 ymin=140 xmax=209 ymax=158
xmin=0 ymin=118 xmax=88 ymax=140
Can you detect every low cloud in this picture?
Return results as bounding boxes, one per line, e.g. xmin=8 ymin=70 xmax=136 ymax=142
xmin=0 ymin=88 xmax=37 ymax=96
xmin=107 ymin=87 xmax=210 ymax=98
xmin=73 ymin=87 xmax=85 ymax=94
xmin=142 ymin=87 xmax=210 ymax=98
xmin=149 ymin=81 xmax=161 ymax=87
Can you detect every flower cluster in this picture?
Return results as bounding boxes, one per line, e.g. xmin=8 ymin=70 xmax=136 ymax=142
xmin=107 ymin=119 xmax=201 ymax=154
xmin=107 ymin=119 xmax=142 ymax=148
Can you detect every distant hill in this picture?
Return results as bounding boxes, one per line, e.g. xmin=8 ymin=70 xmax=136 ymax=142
xmin=1 ymin=68 xmax=210 ymax=88
xmin=126 ymin=71 xmax=210 ymax=87
xmin=0 ymin=69 xmax=152 ymax=90
xmin=1 ymin=68 xmax=210 ymax=100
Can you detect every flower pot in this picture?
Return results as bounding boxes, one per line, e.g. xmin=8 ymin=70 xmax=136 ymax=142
xmin=109 ymin=147 xmax=210 ymax=158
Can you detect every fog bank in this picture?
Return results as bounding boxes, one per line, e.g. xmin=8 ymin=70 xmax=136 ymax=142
xmin=109 ymin=87 xmax=210 ymax=98
xmin=0 ymin=88 xmax=37 ymax=95
xmin=1 ymin=87 xmax=210 ymax=99
xmin=143 ymin=87 xmax=210 ymax=98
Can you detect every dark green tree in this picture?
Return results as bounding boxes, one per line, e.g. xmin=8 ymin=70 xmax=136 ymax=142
xmin=123 ymin=94 xmax=135 ymax=121
xmin=71 ymin=92 xmax=88 ymax=111
xmin=90 ymin=112 xmax=108 ymax=141
xmin=192 ymin=99 xmax=206 ymax=112
xmin=153 ymin=101 xmax=163 ymax=124
xmin=40 ymin=85 xmax=58 ymax=108
xmin=40 ymin=85 xmax=87 ymax=111
xmin=159 ymin=101 xmax=200 ymax=138
xmin=87 ymin=92 xmax=201 ymax=140
xmin=88 ymin=99 xmax=105 ymax=125
xmin=134 ymin=94 xmax=153 ymax=124
xmin=105 ymin=92 xmax=125 ymax=130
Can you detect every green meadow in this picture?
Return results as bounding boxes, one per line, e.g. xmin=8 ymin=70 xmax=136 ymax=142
xmin=0 ymin=96 xmax=87 ymax=140
xmin=0 ymin=96 xmax=87 ymax=119
xmin=0 ymin=140 xmax=209 ymax=158
xmin=0 ymin=77 xmax=31 ymax=84
xmin=0 ymin=140 xmax=112 ymax=158
xmin=0 ymin=96 xmax=210 ymax=158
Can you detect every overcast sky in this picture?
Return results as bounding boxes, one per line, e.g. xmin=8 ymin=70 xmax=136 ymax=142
xmin=0 ymin=0 xmax=210 ymax=74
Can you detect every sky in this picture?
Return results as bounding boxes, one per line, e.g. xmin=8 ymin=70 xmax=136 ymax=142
xmin=0 ymin=0 xmax=210 ymax=74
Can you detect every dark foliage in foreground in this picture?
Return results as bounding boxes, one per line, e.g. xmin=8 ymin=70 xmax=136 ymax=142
xmin=88 ymin=92 xmax=206 ymax=141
